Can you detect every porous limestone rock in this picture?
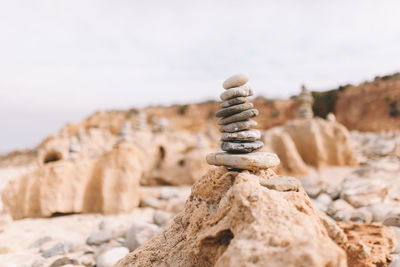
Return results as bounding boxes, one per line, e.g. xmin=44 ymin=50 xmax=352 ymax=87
xmin=338 ymin=222 xmax=398 ymax=267
xmin=116 ymin=167 xmax=346 ymax=267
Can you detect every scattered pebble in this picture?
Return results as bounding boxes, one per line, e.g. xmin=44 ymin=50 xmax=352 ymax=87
xmin=153 ymin=210 xmax=172 ymax=226
xmin=96 ymin=247 xmax=129 ymax=267
xmin=41 ymin=241 xmax=72 ymax=258
xmin=86 ymin=229 xmax=112 ymax=245
xmin=125 ymin=222 xmax=161 ymax=251
xmin=260 ymin=176 xmax=301 ymax=192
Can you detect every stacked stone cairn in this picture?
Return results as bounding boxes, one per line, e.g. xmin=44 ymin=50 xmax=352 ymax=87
xmin=69 ymin=136 xmax=81 ymax=159
xmin=133 ymin=110 xmax=148 ymax=131
xmin=117 ymin=120 xmax=133 ymax=143
xmin=207 ymin=74 xmax=280 ymax=171
xmin=297 ymin=85 xmax=314 ymax=119
xmin=151 ymin=117 xmax=169 ymax=133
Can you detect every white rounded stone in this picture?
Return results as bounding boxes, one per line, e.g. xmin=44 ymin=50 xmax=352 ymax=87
xmin=96 ymin=247 xmax=129 ymax=267
xmin=223 ymin=73 xmax=249 ymax=89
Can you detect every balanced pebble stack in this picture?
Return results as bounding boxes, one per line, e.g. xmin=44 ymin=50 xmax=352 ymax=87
xmin=207 ymin=74 xmax=280 ymax=171
xmin=218 ymin=74 xmax=263 ymax=153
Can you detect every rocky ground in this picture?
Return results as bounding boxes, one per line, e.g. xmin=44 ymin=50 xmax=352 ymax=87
xmin=0 ymin=130 xmax=399 ymax=267
xmin=0 ymin=186 xmax=190 ymax=267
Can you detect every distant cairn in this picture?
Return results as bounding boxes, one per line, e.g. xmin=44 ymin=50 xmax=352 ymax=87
xmin=133 ymin=110 xmax=148 ymax=131
xmin=207 ymin=74 xmax=280 ymax=171
xmin=297 ymin=85 xmax=314 ymax=119
xmin=117 ymin=120 xmax=133 ymax=143
xmin=69 ymin=135 xmax=80 ymax=159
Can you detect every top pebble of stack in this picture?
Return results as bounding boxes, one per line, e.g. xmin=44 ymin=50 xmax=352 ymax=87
xmin=223 ymin=73 xmax=250 ymax=89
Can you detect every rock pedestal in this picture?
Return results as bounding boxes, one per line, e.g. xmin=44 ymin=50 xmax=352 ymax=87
xmin=207 ymin=73 xmax=279 ymax=171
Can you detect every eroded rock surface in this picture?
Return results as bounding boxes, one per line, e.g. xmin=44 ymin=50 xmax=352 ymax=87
xmin=116 ymin=167 xmax=346 ymax=267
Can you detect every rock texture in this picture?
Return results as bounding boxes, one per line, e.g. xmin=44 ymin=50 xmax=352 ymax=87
xmin=116 ymin=167 xmax=346 ymax=267
xmin=338 ymin=222 xmax=398 ymax=267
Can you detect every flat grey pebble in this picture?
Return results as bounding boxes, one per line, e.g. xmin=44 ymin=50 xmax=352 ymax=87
xmin=383 ymin=211 xmax=400 ymax=227
xmin=41 ymin=241 xmax=72 ymax=258
xmin=86 ymin=230 xmax=112 ymax=245
xmin=217 ymin=109 xmax=259 ymax=125
xmin=220 ymin=85 xmax=253 ymax=101
xmin=216 ymin=102 xmax=253 ymax=118
xmin=220 ymin=97 xmax=248 ymax=108
xmin=221 ymin=141 xmax=264 ymax=153
xmin=49 ymin=257 xmax=78 ymax=267
xmin=219 ymin=120 xmax=258 ymax=133
xmin=221 ymin=129 xmax=260 ymax=142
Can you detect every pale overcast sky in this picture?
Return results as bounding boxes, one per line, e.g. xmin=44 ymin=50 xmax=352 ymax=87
xmin=0 ymin=0 xmax=400 ymax=153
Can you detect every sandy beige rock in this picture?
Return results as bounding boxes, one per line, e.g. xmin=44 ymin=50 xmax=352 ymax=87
xmin=143 ymin=131 xmax=212 ymax=185
xmin=116 ymin=167 xmax=346 ymax=267
xmin=83 ymin=142 xmax=143 ymax=214
xmin=2 ymin=159 xmax=95 ymax=219
xmin=285 ymin=118 xmax=358 ymax=168
xmin=262 ymin=127 xmax=309 ymax=176
xmin=2 ymin=142 xmax=144 ymax=219
xmin=338 ymin=222 xmax=397 ymax=267
xmin=262 ymin=118 xmax=357 ymax=176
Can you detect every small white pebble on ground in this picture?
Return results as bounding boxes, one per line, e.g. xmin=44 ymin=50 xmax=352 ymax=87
xmin=96 ymin=247 xmax=129 ymax=267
